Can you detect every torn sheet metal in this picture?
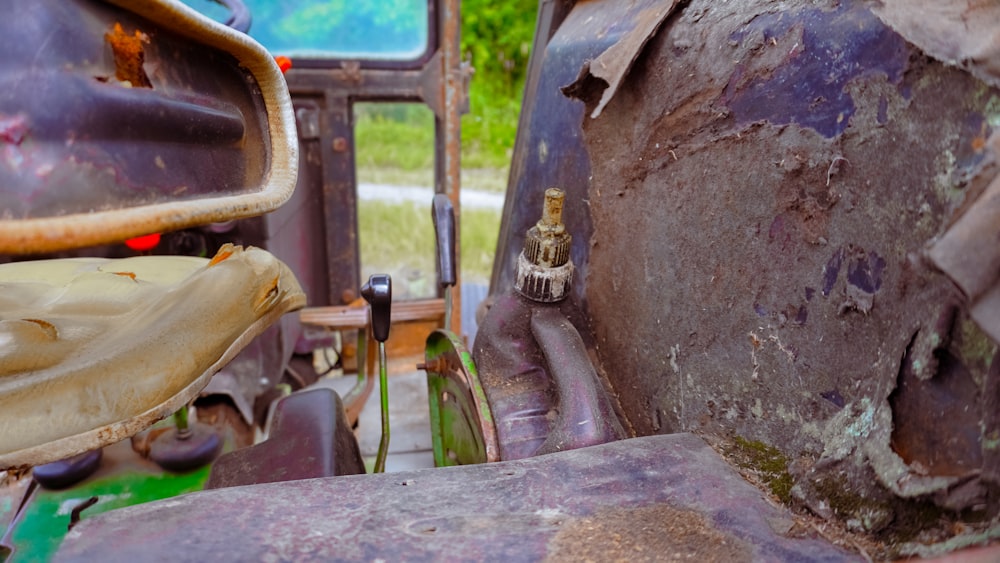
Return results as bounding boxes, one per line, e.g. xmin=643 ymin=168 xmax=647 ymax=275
xmin=929 ymin=133 xmax=1000 ymax=344
xmin=562 ymin=0 xmax=681 ymax=118
xmin=873 ymin=0 xmax=1000 ymax=89
xmin=572 ymin=0 xmax=1000 ymax=539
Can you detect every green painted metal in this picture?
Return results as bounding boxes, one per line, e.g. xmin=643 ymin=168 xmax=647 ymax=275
xmin=343 ymin=328 xmax=369 ymax=407
xmin=374 ymin=342 xmax=390 ymax=474
xmin=424 ymin=329 xmax=498 ymax=466
xmin=5 ymin=464 xmax=210 ymax=562
xmin=174 ymin=406 xmax=190 ymax=433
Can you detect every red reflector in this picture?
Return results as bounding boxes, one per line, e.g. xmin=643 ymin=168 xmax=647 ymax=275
xmin=275 ymin=56 xmax=292 ymax=74
xmin=125 ymin=233 xmax=161 ymax=252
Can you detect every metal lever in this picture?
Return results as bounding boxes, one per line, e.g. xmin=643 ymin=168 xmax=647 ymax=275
xmin=431 ymin=194 xmax=456 ymax=329
xmin=361 ymin=274 xmax=392 ymax=473
xmin=361 ymin=274 xmax=392 ymax=343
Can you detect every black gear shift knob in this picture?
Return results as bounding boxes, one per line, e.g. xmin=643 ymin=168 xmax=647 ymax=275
xmin=361 ymin=274 xmax=392 ymax=343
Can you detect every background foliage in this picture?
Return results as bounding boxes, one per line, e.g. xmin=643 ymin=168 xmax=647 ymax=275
xmin=459 ymin=0 xmax=538 ymax=168
xmin=355 ymin=0 xmax=539 ymax=171
xmin=186 ymin=0 xmax=539 ymax=281
xmin=187 ymin=0 xmax=539 ymax=172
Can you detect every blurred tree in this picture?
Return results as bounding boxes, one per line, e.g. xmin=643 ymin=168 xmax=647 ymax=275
xmin=459 ymin=0 xmax=538 ymax=167
xmin=461 ymin=0 xmax=538 ymax=97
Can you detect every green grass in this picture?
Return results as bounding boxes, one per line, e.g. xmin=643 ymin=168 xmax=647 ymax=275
xmin=355 ymin=104 xmax=436 ymax=171
xmin=354 ymin=101 xmax=509 ymax=295
xmin=354 ymin=94 xmax=520 ymax=172
xmin=354 ymin=102 xmax=514 ymax=193
xmin=359 ymin=200 xmax=500 ymax=299
xmin=352 ymin=64 xmax=525 ymax=291
xmin=462 ymin=86 xmax=521 ymax=170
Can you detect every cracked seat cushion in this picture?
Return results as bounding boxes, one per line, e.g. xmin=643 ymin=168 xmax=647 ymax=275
xmin=0 ymin=244 xmax=305 ymax=470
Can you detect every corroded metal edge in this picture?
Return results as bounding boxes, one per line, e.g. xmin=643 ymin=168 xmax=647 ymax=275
xmin=0 ymin=0 xmax=298 ymax=254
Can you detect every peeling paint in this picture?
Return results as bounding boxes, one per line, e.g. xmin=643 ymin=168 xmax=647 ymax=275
xmin=724 ymin=2 xmax=909 ymax=138
xmin=578 ymin=0 xmax=1000 ymax=540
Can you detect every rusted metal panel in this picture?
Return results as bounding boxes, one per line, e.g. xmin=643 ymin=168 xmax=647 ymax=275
xmin=546 ymin=0 xmax=1000 ymax=540
xmin=563 ymin=0 xmax=681 ymax=119
xmin=56 ymin=434 xmax=857 ymax=561
xmin=437 ymin=0 xmax=465 ymax=336
xmin=493 ymin=0 xmax=672 ymax=310
xmin=319 ymin=94 xmax=362 ymax=305
xmin=929 ymin=139 xmax=1000 ymax=344
xmin=873 ymin=0 xmax=1000 ymax=90
xmin=0 ymin=0 xmax=297 ymax=255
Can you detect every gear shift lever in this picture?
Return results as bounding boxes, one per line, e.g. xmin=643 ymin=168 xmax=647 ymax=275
xmin=361 ymin=274 xmax=391 ymax=473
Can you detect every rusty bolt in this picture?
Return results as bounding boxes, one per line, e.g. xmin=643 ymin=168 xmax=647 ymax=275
xmin=514 ymin=188 xmax=575 ymax=302
xmin=332 ymin=137 xmax=349 ymax=153
xmin=524 ymin=188 xmax=571 ymax=268
xmin=417 ymin=359 xmax=445 ymax=372
xmin=539 ymin=188 xmax=565 ymax=232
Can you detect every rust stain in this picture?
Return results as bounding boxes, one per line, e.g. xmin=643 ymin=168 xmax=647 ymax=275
xmin=105 ymin=22 xmax=152 ymax=88
xmin=208 ymin=247 xmax=234 ymax=266
xmin=21 ymin=318 xmax=58 ymax=339
xmin=254 ymin=275 xmax=280 ymax=311
xmin=112 ymin=271 xmax=137 ymax=281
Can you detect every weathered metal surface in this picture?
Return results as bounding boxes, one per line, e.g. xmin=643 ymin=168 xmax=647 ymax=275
xmin=206 ymin=388 xmax=364 ymax=489
xmin=528 ymin=306 xmax=625 ymax=455
xmin=437 ymin=0 xmax=466 ymax=337
xmin=929 ymin=137 xmax=1000 ymax=345
xmin=56 ymin=434 xmax=858 ymax=562
xmin=424 ymin=329 xmax=498 ymax=465
xmin=478 ymin=188 xmax=624 ymax=460
xmin=493 ymin=0 xmax=670 ymax=311
xmin=474 ymin=291 xmax=556 ymax=460
xmin=889 ymin=330 xmax=984 ymax=481
xmin=323 ymin=94 xmax=363 ymax=306
xmin=0 ymin=0 xmax=297 ymax=255
xmin=561 ymin=0 xmax=1000 ymax=540
xmin=874 ymin=0 xmax=1000 ymax=90
xmin=474 ymin=290 xmax=625 ymax=461
xmin=564 ymin=0 xmax=680 ymax=119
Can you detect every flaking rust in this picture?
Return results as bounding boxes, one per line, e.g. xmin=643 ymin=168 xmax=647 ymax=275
xmin=570 ymin=0 xmax=1000 ymax=549
xmin=104 ymin=23 xmax=152 ymax=88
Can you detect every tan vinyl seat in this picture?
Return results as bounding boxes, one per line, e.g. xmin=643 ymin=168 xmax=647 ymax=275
xmin=0 ymin=244 xmax=305 ymax=469
xmin=0 ymin=0 xmax=302 ymax=470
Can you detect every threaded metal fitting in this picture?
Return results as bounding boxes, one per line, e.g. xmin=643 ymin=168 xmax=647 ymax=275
xmin=515 ymin=188 xmax=574 ymax=302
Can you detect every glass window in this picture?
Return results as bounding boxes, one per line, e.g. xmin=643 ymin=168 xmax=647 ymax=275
xmin=182 ymin=0 xmax=430 ymax=62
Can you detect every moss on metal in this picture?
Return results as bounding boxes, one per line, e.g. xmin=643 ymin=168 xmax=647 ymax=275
xmin=727 ymin=436 xmax=794 ymax=504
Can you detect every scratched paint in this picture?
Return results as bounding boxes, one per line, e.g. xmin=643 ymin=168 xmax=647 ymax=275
xmin=724 ymin=2 xmax=909 ymax=138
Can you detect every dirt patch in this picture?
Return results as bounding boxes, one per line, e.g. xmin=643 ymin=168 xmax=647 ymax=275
xmin=545 ymin=503 xmax=752 ymax=562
